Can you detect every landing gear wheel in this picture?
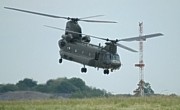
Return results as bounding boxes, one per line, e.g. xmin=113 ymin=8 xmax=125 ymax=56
xmin=81 ymin=67 xmax=87 ymax=73
xmin=59 ymin=58 xmax=62 ymax=63
xmin=104 ymin=69 xmax=109 ymax=74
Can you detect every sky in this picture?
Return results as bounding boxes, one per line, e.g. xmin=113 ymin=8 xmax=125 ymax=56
xmin=1 ymin=0 xmax=180 ymax=95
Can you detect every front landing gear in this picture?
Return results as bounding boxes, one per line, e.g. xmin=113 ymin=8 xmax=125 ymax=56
xmin=81 ymin=65 xmax=87 ymax=73
xmin=104 ymin=69 xmax=109 ymax=74
xmin=81 ymin=67 xmax=87 ymax=73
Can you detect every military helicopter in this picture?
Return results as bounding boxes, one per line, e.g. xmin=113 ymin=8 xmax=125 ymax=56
xmin=4 ymin=7 xmax=163 ymax=74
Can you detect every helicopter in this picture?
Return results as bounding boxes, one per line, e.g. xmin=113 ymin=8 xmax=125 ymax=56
xmin=4 ymin=7 xmax=163 ymax=74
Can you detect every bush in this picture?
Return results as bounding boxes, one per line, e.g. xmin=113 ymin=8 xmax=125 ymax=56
xmin=16 ymin=78 xmax=37 ymax=90
xmin=0 ymin=84 xmax=18 ymax=93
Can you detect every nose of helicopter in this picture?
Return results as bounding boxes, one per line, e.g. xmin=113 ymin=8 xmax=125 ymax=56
xmin=111 ymin=60 xmax=121 ymax=69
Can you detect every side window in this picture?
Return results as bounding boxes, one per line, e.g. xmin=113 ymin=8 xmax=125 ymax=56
xmin=95 ymin=52 xmax=100 ymax=60
xmin=82 ymin=51 xmax=84 ymax=54
xmin=89 ymin=52 xmax=91 ymax=57
xmin=67 ymin=46 xmax=71 ymax=50
xmin=75 ymin=49 xmax=77 ymax=53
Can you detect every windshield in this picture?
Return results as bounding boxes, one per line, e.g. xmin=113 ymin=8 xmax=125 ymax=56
xmin=104 ymin=53 xmax=120 ymax=61
xmin=104 ymin=53 xmax=110 ymax=61
xmin=114 ymin=54 xmax=120 ymax=61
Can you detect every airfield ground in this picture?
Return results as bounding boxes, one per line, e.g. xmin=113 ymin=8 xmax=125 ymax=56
xmin=0 ymin=96 xmax=180 ymax=110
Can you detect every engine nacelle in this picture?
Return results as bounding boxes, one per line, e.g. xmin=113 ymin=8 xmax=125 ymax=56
xmin=82 ymin=35 xmax=91 ymax=43
xmin=104 ymin=42 xmax=117 ymax=54
xmin=61 ymin=34 xmax=73 ymax=42
xmin=58 ymin=39 xmax=66 ymax=48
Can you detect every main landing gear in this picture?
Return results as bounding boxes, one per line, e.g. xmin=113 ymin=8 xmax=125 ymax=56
xmin=59 ymin=59 xmax=109 ymax=75
xmin=104 ymin=69 xmax=109 ymax=74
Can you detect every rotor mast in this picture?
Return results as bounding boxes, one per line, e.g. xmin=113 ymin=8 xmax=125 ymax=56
xmin=134 ymin=22 xmax=145 ymax=96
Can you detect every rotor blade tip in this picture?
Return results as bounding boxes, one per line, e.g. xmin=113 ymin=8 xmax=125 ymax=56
xmin=4 ymin=7 xmax=9 ymax=9
xmin=160 ymin=33 xmax=164 ymax=36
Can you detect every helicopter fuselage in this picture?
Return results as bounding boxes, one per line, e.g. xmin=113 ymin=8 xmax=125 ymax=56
xmin=58 ymin=39 xmax=121 ymax=72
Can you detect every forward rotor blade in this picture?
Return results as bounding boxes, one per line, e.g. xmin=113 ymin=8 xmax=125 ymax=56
xmin=119 ymin=33 xmax=164 ymax=42
xmin=116 ymin=43 xmax=138 ymax=52
xmin=4 ymin=7 xmax=117 ymax=23
xmin=44 ymin=25 xmax=107 ymax=40
xmin=4 ymin=7 xmax=68 ymax=19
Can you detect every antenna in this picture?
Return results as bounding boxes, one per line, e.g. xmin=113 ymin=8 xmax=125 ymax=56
xmin=134 ymin=22 xmax=145 ymax=96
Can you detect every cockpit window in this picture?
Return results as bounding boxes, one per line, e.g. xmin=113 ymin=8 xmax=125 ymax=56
xmin=115 ymin=54 xmax=120 ymax=60
xmin=111 ymin=54 xmax=120 ymax=60
xmin=104 ymin=53 xmax=120 ymax=61
xmin=104 ymin=53 xmax=110 ymax=61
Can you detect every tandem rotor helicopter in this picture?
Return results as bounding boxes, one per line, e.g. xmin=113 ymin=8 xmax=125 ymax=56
xmin=4 ymin=7 xmax=163 ymax=74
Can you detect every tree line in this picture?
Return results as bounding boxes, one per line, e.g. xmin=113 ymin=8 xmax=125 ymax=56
xmin=0 ymin=77 xmax=109 ymax=98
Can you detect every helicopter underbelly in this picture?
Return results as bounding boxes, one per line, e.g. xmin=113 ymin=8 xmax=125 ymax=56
xmin=60 ymin=50 xmax=121 ymax=70
xmin=60 ymin=50 xmax=94 ymax=66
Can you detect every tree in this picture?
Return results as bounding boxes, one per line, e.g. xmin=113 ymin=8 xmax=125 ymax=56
xmin=55 ymin=80 xmax=78 ymax=93
xmin=0 ymin=84 xmax=18 ymax=93
xmin=46 ymin=78 xmax=66 ymax=86
xmin=34 ymin=84 xmax=47 ymax=93
xmin=144 ymin=82 xmax=154 ymax=95
xmin=0 ymin=77 xmax=108 ymax=98
xmin=45 ymin=77 xmax=68 ymax=93
xmin=69 ymin=78 xmax=86 ymax=90
xmin=134 ymin=81 xmax=154 ymax=96
xmin=16 ymin=78 xmax=37 ymax=90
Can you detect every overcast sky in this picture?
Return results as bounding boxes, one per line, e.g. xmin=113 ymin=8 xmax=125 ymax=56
xmin=1 ymin=0 xmax=180 ymax=95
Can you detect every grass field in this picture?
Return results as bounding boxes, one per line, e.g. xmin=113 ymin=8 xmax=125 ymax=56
xmin=0 ymin=96 xmax=180 ymax=110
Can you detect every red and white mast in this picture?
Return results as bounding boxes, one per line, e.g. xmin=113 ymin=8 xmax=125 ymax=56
xmin=135 ymin=22 xmax=145 ymax=96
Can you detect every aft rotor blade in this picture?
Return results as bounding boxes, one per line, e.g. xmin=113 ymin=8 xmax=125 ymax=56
xmin=116 ymin=43 xmax=138 ymax=52
xmin=119 ymin=33 xmax=164 ymax=42
xmin=4 ymin=7 xmax=68 ymax=19
xmin=44 ymin=25 xmax=80 ymax=34
xmin=80 ymin=19 xmax=117 ymax=23
xmin=44 ymin=25 xmax=107 ymax=40
xmin=80 ymin=15 xmax=104 ymax=20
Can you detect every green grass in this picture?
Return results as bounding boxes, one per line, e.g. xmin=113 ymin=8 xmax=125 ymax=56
xmin=0 ymin=96 xmax=180 ymax=110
